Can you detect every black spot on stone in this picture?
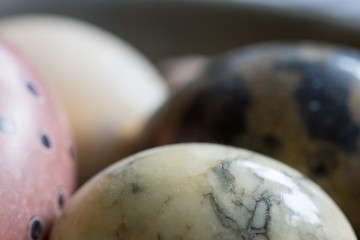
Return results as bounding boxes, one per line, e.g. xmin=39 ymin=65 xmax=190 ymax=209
xmin=278 ymin=59 xmax=360 ymax=153
xmin=175 ymin=74 xmax=251 ymax=144
xmin=263 ymin=134 xmax=282 ymax=151
xmin=28 ymin=216 xmax=43 ymax=240
xmin=131 ymin=183 xmax=142 ymax=194
xmin=264 ymin=134 xmax=281 ymax=148
xmin=25 ymin=80 xmax=38 ymax=97
xmin=40 ymin=132 xmax=51 ymax=149
xmin=307 ymin=146 xmax=339 ymax=178
xmin=57 ymin=187 xmax=65 ymax=210
xmin=0 ymin=116 xmax=16 ymax=135
xmin=310 ymin=163 xmax=329 ymax=177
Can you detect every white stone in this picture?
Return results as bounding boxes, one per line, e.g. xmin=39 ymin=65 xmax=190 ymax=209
xmin=50 ymin=143 xmax=357 ymax=240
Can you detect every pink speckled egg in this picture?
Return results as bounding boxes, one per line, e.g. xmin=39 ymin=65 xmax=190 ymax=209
xmin=0 ymin=39 xmax=76 ymax=240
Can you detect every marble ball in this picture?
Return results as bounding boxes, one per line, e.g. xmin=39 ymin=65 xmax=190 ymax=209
xmin=50 ymin=143 xmax=356 ymax=240
xmin=143 ymin=42 xmax=360 ymax=236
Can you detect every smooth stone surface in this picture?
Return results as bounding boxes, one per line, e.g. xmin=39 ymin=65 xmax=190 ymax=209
xmin=0 ymin=14 xmax=169 ymax=186
xmin=143 ymin=42 xmax=360 ymax=236
xmin=50 ymin=143 xmax=356 ymax=240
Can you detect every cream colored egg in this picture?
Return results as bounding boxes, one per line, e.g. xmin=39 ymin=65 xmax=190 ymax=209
xmin=0 ymin=15 xmax=169 ymax=185
xmin=50 ymin=143 xmax=356 ymax=240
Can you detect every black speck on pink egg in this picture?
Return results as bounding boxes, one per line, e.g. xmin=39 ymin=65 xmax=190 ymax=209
xmin=57 ymin=187 xmax=65 ymax=210
xmin=143 ymin=42 xmax=360 ymax=237
xmin=28 ymin=216 xmax=43 ymax=240
xmin=25 ymin=79 xmax=38 ymax=97
xmin=40 ymin=131 xmax=51 ymax=149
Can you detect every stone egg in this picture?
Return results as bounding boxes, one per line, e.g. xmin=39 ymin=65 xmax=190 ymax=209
xmin=50 ymin=143 xmax=356 ymax=240
xmin=142 ymin=42 xmax=360 ymax=236
xmin=0 ymin=39 xmax=76 ymax=239
xmin=0 ymin=14 xmax=169 ymax=185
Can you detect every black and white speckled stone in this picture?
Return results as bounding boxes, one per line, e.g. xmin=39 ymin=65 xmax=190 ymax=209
xmin=143 ymin=42 xmax=360 ymax=236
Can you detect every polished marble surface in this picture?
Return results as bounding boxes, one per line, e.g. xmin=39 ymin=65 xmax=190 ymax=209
xmin=50 ymin=143 xmax=356 ymax=239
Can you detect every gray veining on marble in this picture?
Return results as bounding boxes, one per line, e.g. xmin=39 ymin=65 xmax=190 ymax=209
xmin=50 ymin=143 xmax=357 ymax=240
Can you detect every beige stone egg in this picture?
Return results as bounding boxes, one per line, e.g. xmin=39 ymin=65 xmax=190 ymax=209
xmin=50 ymin=143 xmax=356 ymax=240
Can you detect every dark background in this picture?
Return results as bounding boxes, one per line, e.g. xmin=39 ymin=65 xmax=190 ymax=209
xmin=1 ymin=0 xmax=360 ymax=62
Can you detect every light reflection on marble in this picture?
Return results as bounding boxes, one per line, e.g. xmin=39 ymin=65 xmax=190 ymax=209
xmin=50 ymin=143 xmax=357 ymax=240
xmin=335 ymin=55 xmax=360 ymax=79
xmin=240 ymin=161 xmax=321 ymax=226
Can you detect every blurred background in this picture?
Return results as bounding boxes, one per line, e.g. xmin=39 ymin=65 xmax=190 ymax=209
xmin=1 ymin=0 xmax=360 ymax=63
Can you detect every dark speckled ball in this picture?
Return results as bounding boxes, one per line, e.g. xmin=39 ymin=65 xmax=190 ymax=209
xmin=144 ymin=42 xmax=360 ymax=236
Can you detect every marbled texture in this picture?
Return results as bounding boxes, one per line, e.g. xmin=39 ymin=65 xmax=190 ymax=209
xmin=50 ymin=143 xmax=356 ymax=240
xmin=142 ymin=42 xmax=360 ymax=236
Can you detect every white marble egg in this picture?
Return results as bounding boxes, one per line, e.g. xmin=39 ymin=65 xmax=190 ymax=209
xmin=50 ymin=143 xmax=356 ymax=240
xmin=0 ymin=15 xmax=169 ymax=185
